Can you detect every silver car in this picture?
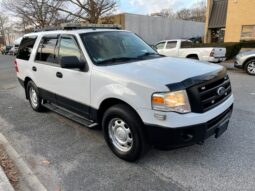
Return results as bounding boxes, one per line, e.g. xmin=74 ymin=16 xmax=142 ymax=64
xmin=235 ymin=50 xmax=255 ymax=75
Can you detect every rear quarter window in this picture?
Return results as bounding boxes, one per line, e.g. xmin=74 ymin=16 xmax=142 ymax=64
xmin=181 ymin=41 xmax=193 ymax=48
xmin=17 ymin=36 xmax=37 ymax=60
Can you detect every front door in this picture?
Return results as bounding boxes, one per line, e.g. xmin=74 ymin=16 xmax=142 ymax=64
xmin=54 ymin=34 xmax=91 ymax=118
xmin=162 ymin=41 xmax=178 ymax=57
xmin=34 ymin=34 xmax=91 ymax=118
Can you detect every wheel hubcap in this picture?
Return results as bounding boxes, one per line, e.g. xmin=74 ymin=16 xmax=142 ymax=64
xmin=108 ymin=118 xmax=133 ymax=152
xmin=247 ymin=62 xmax=255 ymax=74
xmin=29 ymin=87 xmax=38 ymax=108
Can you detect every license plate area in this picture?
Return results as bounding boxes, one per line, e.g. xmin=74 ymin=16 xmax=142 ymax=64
xmin=215 ymin=120 xmax=229 ymax=138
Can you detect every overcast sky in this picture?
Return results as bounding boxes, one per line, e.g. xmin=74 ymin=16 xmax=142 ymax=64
xmin=0 ymin=0 xmax=204 ymax=17
xmin=118 ymin=0 xmax=202 ymax=14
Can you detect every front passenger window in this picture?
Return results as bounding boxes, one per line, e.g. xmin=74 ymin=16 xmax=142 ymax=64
xmin=59 ymin=37 xmax=81 ymax=62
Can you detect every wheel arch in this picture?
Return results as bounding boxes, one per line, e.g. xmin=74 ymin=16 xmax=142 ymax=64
xmin=95 ymin=98 xmax=143 ymax=127
xmin=24 ymin=77 xmax=33 ymax=99
xmin=243 ymin=57 xmax=255 ymax=70
xmin=186 ymin=54 xmax=199 ymax=59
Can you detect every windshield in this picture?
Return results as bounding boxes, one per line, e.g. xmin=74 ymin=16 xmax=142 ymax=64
xmin=80 ymin=31 xmax=159 ymax=65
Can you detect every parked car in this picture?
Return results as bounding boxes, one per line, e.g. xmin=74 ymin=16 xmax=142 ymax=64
xmin=14 ymin=37 xmax=23 ymax=55
xmin=1 ymin=45 xmax=13 ymax=55
xmin=235 ymin=50 xmax=255 ymax=75
xmin=155 ymin=39 xmax=226 ymax=63
xmin=14 ymin=25 xmax=234 ymax=161
xmin=8 ymin=47 xmax=16 ymax=56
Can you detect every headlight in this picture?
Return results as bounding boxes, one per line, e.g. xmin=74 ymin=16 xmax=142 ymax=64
xmin=152 ymin=90 xmax=191 ymax=113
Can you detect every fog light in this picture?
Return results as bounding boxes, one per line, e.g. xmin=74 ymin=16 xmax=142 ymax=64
xmin=154 ymin=113 xmax=166 ymax=121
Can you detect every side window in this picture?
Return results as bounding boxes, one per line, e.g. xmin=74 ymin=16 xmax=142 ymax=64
xmin=181 ymin=41 xmax=193 ymax=48
xmin=59 ymin=36 xmax=81 ymax=61
xmin=166 ymin=41 xmax=177 ymax=49
xmin=36 ymin=36 xmax=58 ymax=64
xmin=16 ymin=36 xmax=37 ymax=60
xmin=156 ymin=42 xmax=165 ymax=50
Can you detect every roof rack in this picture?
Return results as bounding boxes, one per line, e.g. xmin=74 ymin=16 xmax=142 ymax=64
xmin=33 ymin=23 xmax=121 ymax=32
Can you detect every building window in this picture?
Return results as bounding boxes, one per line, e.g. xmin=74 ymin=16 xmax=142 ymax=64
xmin=241 ymin=25 xmax=255 ymax=41
xmin=211 ymin=28 xmax=225 ymax=43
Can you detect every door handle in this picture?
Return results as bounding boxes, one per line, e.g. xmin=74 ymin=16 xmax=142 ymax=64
xmin=56 ymin=72 xmax=63 ymax=78
xmin=32 ymin=66 xmax=37 ymax=72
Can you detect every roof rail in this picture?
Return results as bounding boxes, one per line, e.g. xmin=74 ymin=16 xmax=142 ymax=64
xmin=62 ymin=23 xmax=122 ymax=30
xmin=33 ymin=27 xmax=61 ymax=32
xmin=33 ymin=23 xmax=121 ymax=32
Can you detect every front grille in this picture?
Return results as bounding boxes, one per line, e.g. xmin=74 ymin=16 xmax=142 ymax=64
xmin=198 ymin=75 xmax=231 ymax=112
xmin=187 ymin=74 xmax=232 ymax=113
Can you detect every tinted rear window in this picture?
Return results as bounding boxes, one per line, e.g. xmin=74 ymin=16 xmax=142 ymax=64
xmin=36 ymin=35 xmax=58 ymax=64
xmin=17 ymin=36 xmax=37 ymax=60
xmin=181 ymin=41 xmax=193 ymax=48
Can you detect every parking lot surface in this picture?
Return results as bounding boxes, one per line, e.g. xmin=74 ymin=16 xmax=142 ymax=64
xmin=0 ymin=55 xmax=255 ymax=191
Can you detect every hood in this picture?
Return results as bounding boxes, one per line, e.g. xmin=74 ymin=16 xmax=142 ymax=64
xmin=96 ymin=57 xmax=224 ymax=90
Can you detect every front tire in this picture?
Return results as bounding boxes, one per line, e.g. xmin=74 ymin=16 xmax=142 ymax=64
xmin=102 ymin=104 xmax=148 ymax=162
xmin=26 ymin=81 xmax=45 ymax=112
xmin=245 ymin=59 xmax=255 ymax=76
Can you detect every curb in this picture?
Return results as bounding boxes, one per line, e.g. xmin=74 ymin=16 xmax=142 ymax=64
xmin=0 ymin=133 xmax=47 ymax=191
xmin=0 ymin=165 xmax=15 ymax=191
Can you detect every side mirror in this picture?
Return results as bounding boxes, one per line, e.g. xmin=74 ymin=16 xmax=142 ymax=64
xmin=60 ymin=56 xmax=85 ymax=69
xmin=150 ymin=45 xmax=157 ymax=50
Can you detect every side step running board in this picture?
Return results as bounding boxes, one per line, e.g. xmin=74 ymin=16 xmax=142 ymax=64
xmin=42 ymin=103 xmax=98 ymax=129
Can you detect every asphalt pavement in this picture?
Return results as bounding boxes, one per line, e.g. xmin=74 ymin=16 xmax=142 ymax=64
xmin=0 ymin=55 xmax=255 ymax=191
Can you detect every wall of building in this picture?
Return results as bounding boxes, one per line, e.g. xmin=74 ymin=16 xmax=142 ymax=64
xmin=124 ymin=13 xmax=205 ymax=44
xmin=225 ymin=0 xmax=255 ymax=42
xmin=99 ymin=14 xmax=125 ymax=28
xmin=204 ymin=0 xmax=214 ymax=43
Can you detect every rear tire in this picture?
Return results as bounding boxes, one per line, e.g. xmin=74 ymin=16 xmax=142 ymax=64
xmin=245 ymin=59 xmax=255 ymax=76
xmin=102 ymin=104 xmax=148 ymax=162
xmin=26 ymin=81 xmax=46 ymax=112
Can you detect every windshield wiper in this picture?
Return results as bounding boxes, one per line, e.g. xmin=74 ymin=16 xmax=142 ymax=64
xmin=96 ymin=57 xmax=139 ymax=65
xmin=136 ymin=52 xmax=160 ymax=58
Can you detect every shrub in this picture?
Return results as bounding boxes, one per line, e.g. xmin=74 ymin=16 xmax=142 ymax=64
xmin=191 ymin=42 xmax=242 ymax=60
xmin=191 ymin=41 xmax=255 ymax=59
xmin=240 ymin=41 xmax=255 ymax=48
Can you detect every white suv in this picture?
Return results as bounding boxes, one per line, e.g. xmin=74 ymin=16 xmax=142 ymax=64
xmin=14 ymin=26 xmax=234 ymax=161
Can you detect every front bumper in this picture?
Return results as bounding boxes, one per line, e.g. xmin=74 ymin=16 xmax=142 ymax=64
xmin=145 ymin=105 xmax=233 ymax=148
xmin=234 ymin=58 xmax=243 ymax=69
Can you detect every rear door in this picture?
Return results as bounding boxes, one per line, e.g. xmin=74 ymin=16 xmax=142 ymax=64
xmin=34 ymin=35 xmax=60 ymax=103
xmin=178 ymin=40 xmax=194 ymax=58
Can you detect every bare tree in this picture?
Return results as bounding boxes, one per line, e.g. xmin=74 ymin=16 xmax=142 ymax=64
xmin=0 ymin=14 xmax=8 ymax=45
xmin=150 ymin=9 xmax=176 ymax=18
xmin=1 ymin=0 xmax=66 ymax=28
xmin=190 ymin=1 xmax=206 ymax=22
xmin=56 ymin=0 xmax=118 ymax=24
xmin=176 ymin=9 xmax=191 ymax=20
xmin=176 ymin=1 xmax=206 ymax=22
xmin=153 ymin=0 xmax=206 ymax=22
